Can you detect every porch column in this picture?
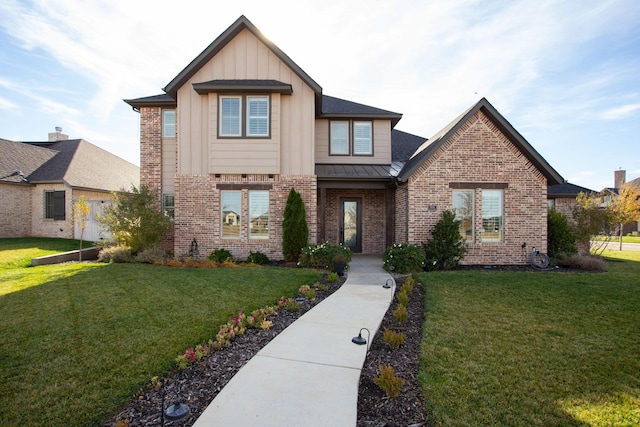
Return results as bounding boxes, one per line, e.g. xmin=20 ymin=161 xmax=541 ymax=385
xmin=318 ymin=187 xmax=326 ymax=242
xmin=385 ymin=187 xmax=395 ymax=247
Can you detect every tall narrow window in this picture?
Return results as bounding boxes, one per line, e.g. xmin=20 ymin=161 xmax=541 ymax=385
xmin=220 ymin=96 xmax=241 ymax=136
xmin=482 ymin=189 xmax=503 ymax=242
xmin=353 ymin=121 xmax=372 ymax=155
xmin=247 ymin=96 xmax=269 ymax=137
xmin=162 ymin=110 xmax=176 ymax=137
xmin=249 ymin=191 xmax=269 ymax=239
xmin=44 ymin=191 xmax=65 ymax=220
xmin=453 ymin=190 xmax=474 ymax=241
xmin=221 ymin=191 xmax=241 ymax=238
xmin=330 ymin=121 xmax=349 ymax=155
xmin=162 ymin=194 xmax=175 ymax=220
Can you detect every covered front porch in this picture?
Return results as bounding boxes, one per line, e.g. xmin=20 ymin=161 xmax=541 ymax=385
xmin=316 ymin=165 xmax=396 ymax=254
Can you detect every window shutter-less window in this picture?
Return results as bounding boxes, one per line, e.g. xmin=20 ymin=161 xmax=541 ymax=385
xmin=247 ymin=97 xmax=269 ymax=136
xmin=220 ymin=97 xmax=241 ymax=136
xmin=53 ymin=191 xmax=65 ymax=220
xmin=330 ymin=121 xmax=349 ymax=155
xmin=353 ymin=122 xmax=372 ymax=155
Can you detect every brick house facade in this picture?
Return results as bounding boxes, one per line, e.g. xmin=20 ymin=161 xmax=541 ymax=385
xmin=125 ymin=16 xmax=564 ymax=265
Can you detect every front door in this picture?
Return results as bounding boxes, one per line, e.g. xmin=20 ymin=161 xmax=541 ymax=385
xmin=340 ymin=198 xmax=362 ymax=253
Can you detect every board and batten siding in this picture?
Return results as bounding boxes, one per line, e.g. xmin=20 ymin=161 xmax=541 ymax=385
xmin=176 ymin=28 xmax=316 ymax=176
xmin=314 ymin=119 xmax=392 ymax=164
xmin=162 ymin=134 xmax=177 ymax=193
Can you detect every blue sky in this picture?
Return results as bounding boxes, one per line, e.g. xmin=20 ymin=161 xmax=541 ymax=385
xmin=1 ymin=0 xmax=638 ymax=191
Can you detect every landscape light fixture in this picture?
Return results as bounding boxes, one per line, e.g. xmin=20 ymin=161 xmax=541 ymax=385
xmin=352 ymin=327 xmax=370 ymax=346
xmin=383 ymin=279 xmax=393 ymax=289
xmin=164 ymin=401 xmax=190 ymax=423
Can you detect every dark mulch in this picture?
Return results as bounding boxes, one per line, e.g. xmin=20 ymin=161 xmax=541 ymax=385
xmin=356 ymin=278 xmax=428 ymax=427
xmin=105 ymin=273 xmax=429 ymax=427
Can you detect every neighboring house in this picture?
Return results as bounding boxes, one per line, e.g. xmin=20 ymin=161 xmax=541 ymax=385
xmin=125 ymin=15 xmax=564 ymax=265
xmin=601 ymin=169 xmax=640 ymax=235
xmin=547 ymin=182 xmax=594 ymax=222
xmin=0 ymin=132 xmax=139 ymax=241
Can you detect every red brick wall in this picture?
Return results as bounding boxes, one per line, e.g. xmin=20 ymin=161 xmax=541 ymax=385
xmin=139 ymin=107 xmax=162 ymax=194
xmin=174 ymin=174 xmax=317 ymax=261
xmin=394 ymin=185 xmax=408 ymax=243
xmin=322 ymin=189 xmax=387 ymax=254
xmin=406 ymin=110 xmax=548 ymax=265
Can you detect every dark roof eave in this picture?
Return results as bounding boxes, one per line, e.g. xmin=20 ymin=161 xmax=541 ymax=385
xmin=123 ymin=94 xmax=177 ymax=110
xmin=192 ymin=80 xmax=293 ymax=95
xmin=320 ymin=113 xmax=402 ymax=127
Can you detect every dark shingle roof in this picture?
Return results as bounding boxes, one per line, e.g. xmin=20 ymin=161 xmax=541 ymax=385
xmin=124 ymin=93 xmax=176 ymax=109
xmin=192 ymin=79 xmax=293 ymax=95
xmin=0 ymin=138 xmax=57 ymax=184
xmin=547 ymin=182 xmax=594 ymax=197
xmin=397 ymin=98 xmax=564 ymax=185
xmin=320 ymin=95 xmax=402 ymax=127
xmin=17 ymin=139 xmax=139 ymax=191
xmin=391 ymin=129 xmax=427 ymax=162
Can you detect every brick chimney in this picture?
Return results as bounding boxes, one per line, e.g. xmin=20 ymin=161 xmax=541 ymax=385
xmin=48 ymin=126 xmax=69 ymax=142
xmin=614 ymin=169 xmax=626 ymax=190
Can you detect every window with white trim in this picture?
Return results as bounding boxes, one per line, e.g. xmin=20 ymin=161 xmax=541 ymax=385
xmin=162 ymin=110 xmax=176 ymax=137
xmin=249 ymin=191 xmax=269 ymax=239
xmin=453 ymin=190 xmax=474 ymax=241
xmin=247 ymin=96 xmax=269 ymax=136
xmin=220 ymin=97 xmax=242 ymax=137
xmin=219 ymin=95 xmax=270 ymax=138
xmin=482 ymin=189 xmax=503 ymax=242
xmin=330 ymin=121 xmax=350 ymax=155
xmin=162 ymin=194 xmax=174 ymax=220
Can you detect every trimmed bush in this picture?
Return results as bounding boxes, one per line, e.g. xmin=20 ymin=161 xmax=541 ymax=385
xmin=282 ymin=188 xmax=308 ymax=262
xmin=208 ymin=248 xmax=232 ymax=263
xmin=423 ymin=209 xmax=467 ymax=271
xmin=374 ymin=364 xmax=405 ymax=398
xmin=298 ymin=242 xmax=352 ymax=270
xmin=548 ymin=209 xmax=578 ymax=260
xmin=383 ymin=243 xmax=425 ymax=273
xmin=557 ymin=254 xmax=607 ymax=272
xmin=247 ymin=251 xmax=269 ymax=265
xmin=98 ymin=245 xmax=132 ymax=263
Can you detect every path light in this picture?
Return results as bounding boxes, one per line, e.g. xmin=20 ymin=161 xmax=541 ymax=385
xmin=352 ymin=327 xmax=370 ymax=347
xmin=165 ymin=401 xmax=190 ymax=423
xmin=383 ymin=279 xmax=393 ymax=289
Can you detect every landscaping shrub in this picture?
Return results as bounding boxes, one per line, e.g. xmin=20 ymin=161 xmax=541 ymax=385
xmin=282 ymin=188 xmax=308 ymax=262
xmin=208 ymin=248 xmax=232 ymax=263
xmin=134 ymin=245 xmax=169 ymax=264
xmin=383 ymin=243 xmax=425 ymax=273
xmin=98 ymin=245 xmax=132 ymax=263
xmin=326 ymin=272 xmax=339 ymax=283
xmin=374 ymin=364 xmax=405 ymax=398
xmin=247 ymin=251 xmax=269 ymax=265
xmin=393 ymin=304 xmax=408 ymax=324
xmin=557 ymin=254 xmax=607 ymax=272
xmin=396 ymin=290 xmax=409 ymax=306
xmin=547 ymin=209 xmax=577 ymax=260
xmin=423 ymin=209 xmax=467 ymax=270
xmin=383 ymin=329 xmax=406 ymax=350
xmin=298 ymin=242 xmax=352 ymax=270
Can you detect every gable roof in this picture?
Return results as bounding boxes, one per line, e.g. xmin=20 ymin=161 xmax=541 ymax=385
xmin=320 ymin=95 xmax=403 ymax=127
xmin=397 ymin=98 xmax=564 ymax=185
xmin=163 ymin=15 xmax=322 ymax=102
xmin=391 ymin=129 xmax=427 ymax=162
xmin=0 ymin=138 xmax=58 ymax=184
xmin=547 ymin=182 xmax=594 ymax=197
xmin=8 ymin=139 xmax=139 ymax=191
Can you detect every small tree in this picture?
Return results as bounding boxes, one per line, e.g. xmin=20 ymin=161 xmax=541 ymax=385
xmin=73 ymin=196 xmax=90 ymax=261
xmin=423 ymin=210 xmax=467 ymax=270
xmin=608 ymin=183 xmax=640 ymax=250
xmin=572 ymin=191 xmax=612 ymax=255
xmin=282 ymin=188 xmax=308 ymax=262
xmin=99 ymin=185 xmax=170 ymax=253
xmin=547 ymin=209 xmax=577 ymax=260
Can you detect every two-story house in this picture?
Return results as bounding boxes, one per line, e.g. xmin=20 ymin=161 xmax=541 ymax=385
xmin=125 ymin=15 xmax=563 ymax=265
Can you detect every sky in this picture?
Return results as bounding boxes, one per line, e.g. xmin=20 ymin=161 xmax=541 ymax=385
xmin=1 ymin=0 xmax=639 ymax=191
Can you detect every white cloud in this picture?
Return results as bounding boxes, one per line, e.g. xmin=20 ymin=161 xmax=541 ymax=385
xmin=600 ymin=103 xmax=640 ymax=120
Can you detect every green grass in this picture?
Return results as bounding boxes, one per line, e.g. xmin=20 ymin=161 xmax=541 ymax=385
xmin=0 ymin=238 xmax=321 ymax=426
xmin=418 ymin=251 xmax=640 ymax=426
xmin=593 ymin=234 xmax=640 ymax=244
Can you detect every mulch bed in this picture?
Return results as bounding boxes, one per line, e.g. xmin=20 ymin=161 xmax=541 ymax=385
xmin=105 ymin=273 xmax=428 ymax=427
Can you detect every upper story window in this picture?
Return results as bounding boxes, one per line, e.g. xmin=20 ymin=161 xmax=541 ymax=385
xmin=162 ymin=109 xmax=176 ymax=138
xmin=329 ymin=120 xmax=373 ymax=156
xmin=219 ymin=95 xmax=270 ymax=138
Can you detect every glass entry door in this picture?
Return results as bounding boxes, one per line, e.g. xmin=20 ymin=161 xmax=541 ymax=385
xmin=340 ymin=198 xmax=362 ymax=253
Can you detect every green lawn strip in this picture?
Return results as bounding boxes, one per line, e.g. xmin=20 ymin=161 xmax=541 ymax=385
xmin=0 ymin=237 xmax=84 ymax=270
xmin=0 ymin=241 xmax=320 ymax=426
xmin=593 ymin=235 xmax=640 ymax=244
xmin=418 ymin=253 xmax=640 ymax=426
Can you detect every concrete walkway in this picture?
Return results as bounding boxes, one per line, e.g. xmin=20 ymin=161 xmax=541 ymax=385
xmin=193 ymin=255 xmax=395 ymax=427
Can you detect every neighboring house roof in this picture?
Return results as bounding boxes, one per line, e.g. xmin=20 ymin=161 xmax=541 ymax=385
xmin=547 ymin=182 xmax=594 ymax=197
xmin=396 ymin=98 xmax=564 ymax=185
xmin=391 ymin=129 xmax=427 ymax=163
xmin=320 ymin=95 xmax=403 ymax=128
xmin=163 ymin=15 xmax=322 ymax=103
xmin=9 ymin=139 xmax=139 ymax=192
xmin=627 ymin=177 xmax=640 ymax=188
xmin=0 ymin=138 xmax=57 ymax=184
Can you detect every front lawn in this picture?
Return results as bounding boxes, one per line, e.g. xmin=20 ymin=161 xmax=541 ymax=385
xmin=0 ymin=239 xmax=321 ymax=426
xmin=418 ymin=251 xmax=640 ymax=426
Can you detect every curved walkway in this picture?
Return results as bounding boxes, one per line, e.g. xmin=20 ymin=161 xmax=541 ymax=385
xmin=193 ymin=255 xmax=394 ymax=427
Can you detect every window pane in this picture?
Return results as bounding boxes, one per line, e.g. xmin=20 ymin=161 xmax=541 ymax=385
xmin=247 ymin=97 xmax=269 ymax=136
xmin=44 ymin=192 xmax=54 ymax=219
xmin=330 ymin=121 xmax=349 ymax=155
xmin=221 ymin=191 xmax=241 ymax=238
xmin=453 ymin=190 xmax=474 ymax=241
xmin=353 ymin=121 xmax=372 ymax=155
xmin=482 ymin=189 xmax=503 ymax=241
xmin=163 ymin=193 xmax=175 ymax=220
xmin=220 ymin=97 xmax=241 ymax=136
xmin=249 ymin=191 xmax=269 ymax=239
xmin=162 ymin=110 xmax=176 ymax=137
